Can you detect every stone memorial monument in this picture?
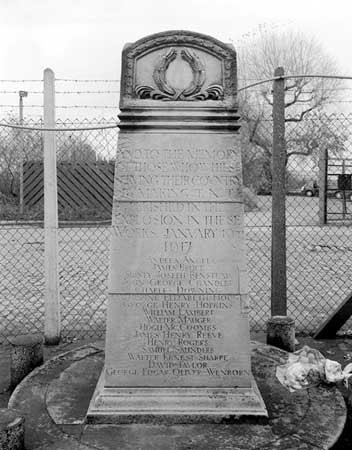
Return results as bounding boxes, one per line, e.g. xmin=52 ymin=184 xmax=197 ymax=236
xmin=87 ymin=30 xmax=267 ymax=422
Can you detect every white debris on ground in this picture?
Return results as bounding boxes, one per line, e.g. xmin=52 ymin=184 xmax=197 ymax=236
xmin=276 ymin=346 xmax=352 ymax=392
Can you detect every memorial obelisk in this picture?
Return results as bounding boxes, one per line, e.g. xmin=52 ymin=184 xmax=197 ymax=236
xmin=87 ymin=30 xmax=267 ymax=422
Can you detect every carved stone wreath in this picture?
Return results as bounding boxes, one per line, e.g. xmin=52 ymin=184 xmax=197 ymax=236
xmin=135 ymin=48 xmax=224 ymax=101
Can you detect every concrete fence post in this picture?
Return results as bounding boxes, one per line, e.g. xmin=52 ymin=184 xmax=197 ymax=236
xmin=43 ymin=68 xmax=60 ymax=345
xmin=271 ymin=67 xmax=287 ymax=316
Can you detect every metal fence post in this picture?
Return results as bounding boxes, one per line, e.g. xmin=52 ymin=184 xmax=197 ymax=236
xmin=271 ymin=67 xmax=287 ymax=316
xmin=319 ymin=148 xmax=328 ymax=225
xmin=43 ymin=68 xmax=60 ymax=345
xmin=18 ymin=90 xmax=27 ymax=215
xmin=341 ymin=159 xmax=347 ymax=218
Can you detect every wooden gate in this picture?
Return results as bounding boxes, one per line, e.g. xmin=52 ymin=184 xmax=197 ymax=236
xmin=23 ymin=161 xmax=115 ymax=211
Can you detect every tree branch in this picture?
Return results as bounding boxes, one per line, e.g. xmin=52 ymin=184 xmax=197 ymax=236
xmin=286 ymin=149 xmax=312 ymax=158
xmin=262 ymin=91 xmax=273 ymax=106
xmin=295 ymin=97 xmax=314 ymax=103
xmin=285 ymin=105 xmax=316 ymax=122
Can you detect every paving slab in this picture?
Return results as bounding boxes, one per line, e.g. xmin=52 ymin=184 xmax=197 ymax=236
xmin=7 ymin=342 xmax=346 ymax=450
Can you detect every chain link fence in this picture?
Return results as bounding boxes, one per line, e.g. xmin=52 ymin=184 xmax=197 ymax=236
xmin=0 ymin=118 xmax=117 ymax=341
xmin=245 ymin=112 xmax=352 ymax=333
xmin=1 ymin=104 xmax=352 ymax=342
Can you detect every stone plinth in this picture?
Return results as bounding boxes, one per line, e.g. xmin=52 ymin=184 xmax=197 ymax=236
xmin=87 ymin=30 xmax=267 ymax=422
xmin=8 ymin=343 xmax=347 ymax=449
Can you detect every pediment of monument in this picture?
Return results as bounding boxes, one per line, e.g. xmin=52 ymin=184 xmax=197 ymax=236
xmin=120 ymin=30 xmax=237 ymax=108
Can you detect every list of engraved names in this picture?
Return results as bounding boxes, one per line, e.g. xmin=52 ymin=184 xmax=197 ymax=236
xmin=106 ymin=133 xmax=250 ymax=387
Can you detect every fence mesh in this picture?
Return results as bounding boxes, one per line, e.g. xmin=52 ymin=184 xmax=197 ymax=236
xmin=1 ymin=111 xmax=352 ymax=342
xmin=284 ymin=113 xmax=352 ymax=333
xmin=0 ymin=226 xmax=44 ymax=338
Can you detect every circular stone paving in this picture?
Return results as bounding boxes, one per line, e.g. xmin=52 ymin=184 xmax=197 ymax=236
xmin=9 ymin=342 xmax=346 ymax=450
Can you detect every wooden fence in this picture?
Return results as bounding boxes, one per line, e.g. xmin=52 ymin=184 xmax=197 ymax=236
xmin=23 ymin=161 xmax=115 ymax=211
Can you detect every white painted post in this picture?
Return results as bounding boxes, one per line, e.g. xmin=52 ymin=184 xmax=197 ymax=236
xmin=43 ymin=68 xmax=60 ymax=345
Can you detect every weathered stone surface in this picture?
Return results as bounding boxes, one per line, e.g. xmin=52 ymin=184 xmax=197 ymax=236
xmin=267 ymin=316 xmax=295 ymax=352
xmin=0 ymin=409 xmax=24 ymax=450
xmin=8 ymin=345 xmax=100 ymax=450
xmin=112 ymin=133 xmax=243 ymax=202
xmin=46 ymin=355 xmax=103 ymax=425
xmin=7 ymin=343 xmax=347 ymax=449
xmin=90 ymin=29 xmax=266 ymax=421
xmin=104 ymin=294 xmax=250 ymax=388
xmin=8 ymin=334 xmax=43 ymax=389
xmin=119 ymin=30 xmax=238 ymax=109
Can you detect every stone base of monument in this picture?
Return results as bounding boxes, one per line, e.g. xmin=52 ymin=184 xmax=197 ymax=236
xmin=8 ymin=342 xmax=347 ymax=450
xmin=86 ymin=372 xmax=267 ymax=424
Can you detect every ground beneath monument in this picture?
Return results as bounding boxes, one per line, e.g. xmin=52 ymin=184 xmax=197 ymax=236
xmin=8 ymin=341 xmax=346 ymax=450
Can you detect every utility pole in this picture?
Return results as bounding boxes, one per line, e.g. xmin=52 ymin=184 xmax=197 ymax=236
xmin=19 ymin=90 xmax=28 ymax=214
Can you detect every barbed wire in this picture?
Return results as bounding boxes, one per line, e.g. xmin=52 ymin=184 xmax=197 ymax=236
xmin=4 ymin=111 xmax=352 ymax=131
xmin=1 ymin=90 xmax=119 ymax=94
xmin=0 ymin=121 xmax=119 ymax=131
xmin=55 ymin=79 xmax=120 ymax=82
xmin=238 ymin=74 xmax=352 ymax=92
xmin=0 ymin=91 xmax=39 ymax=94
xmin=0 ymin=105 xmax=41 ymax=108
xmin=1 ymin=74 xmax=352 ymax=129
xmin=0 ymin=77 xmax=334 ymax=83
xmin=4 ymin=88 xmax=351 ymax=94
xmin=0 ymin=79 xmax=42 ymax=83
xmin=240 ymin=87 xmax=352 ymax=93
xmin=1 ymin=75 xmax=351 ymax=84
xmin=2 ymin=100 xmax=352 ymax=111
xmin=0 ymin=90 xmax=118 ymax=94
xmin=0 ymin=79 xmax=120 ymax=83
xmin=0 ymin=105 xmax=119 ymax=108
xmin=56 ymin=90 xmax=120 ymax=94
xmin=240 ymin=100 xmax=352 ymax=105
xmin=321 ymin=100 xmax=352 ymax=104
xmin=56 ymin=105 xmax=118 ymax=108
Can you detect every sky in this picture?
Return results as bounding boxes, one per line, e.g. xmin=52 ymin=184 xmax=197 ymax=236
xmin=1 ymin=0 xmax=352 ymax=119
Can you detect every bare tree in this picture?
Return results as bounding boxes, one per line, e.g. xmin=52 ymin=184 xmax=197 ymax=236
xmin=0 ymin=118 xmax=98 ymax=198
xmin=236 ymin=28 xmax=344 ymax=191
xmin=238 ymin=28 xmax=341 ymax=117
xmin=0 ymin=120 xmax=42 ymax=197
xmin=57 ymin=134 xmax=97 ymax=162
